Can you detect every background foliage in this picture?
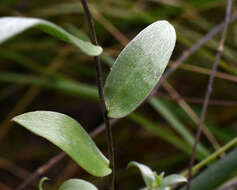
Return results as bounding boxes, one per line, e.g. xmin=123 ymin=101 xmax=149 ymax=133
xmin=0 ymin=0 xmax=237 ymax=189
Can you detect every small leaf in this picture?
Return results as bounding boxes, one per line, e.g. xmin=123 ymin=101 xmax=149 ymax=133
xmin=12 ymin=111 xmax=111 ymax=177
xmin=155 ymin=187 xmax=170 ymax=190
xmin=0 ymin=17 xmax=102 ymax=56
xmin=128 ymin=161 xmax=156 ymax=188
xmin=104 ymin=20 xmax=176 ymax=118
xmin=162 ymin=174 xmax=187 ymax=186
xmin=59 ymin=179 xmax=98 ymax=190
xmin=39 ymin=177 xmax=50 ymax=190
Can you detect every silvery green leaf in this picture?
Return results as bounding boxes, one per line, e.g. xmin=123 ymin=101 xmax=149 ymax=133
xmin=128 ymin=161 xmax=156 ymax=188
xmin=104 ymin=20 xmax=176 ymax=118
xmin=0 ymin=17 xmax=102 ymax=56
xmin=12 ymin=111 xmax=111 ymax=177
xmin=162 ymin=174 xmax=187 ymax=186
xmin=59 ymin=179 xmax=98 ymax=190
xmin=155 ymin=187 xmax=170 ymax=190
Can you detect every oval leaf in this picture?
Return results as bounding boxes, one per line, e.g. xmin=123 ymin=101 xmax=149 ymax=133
xmin=59 ymin=179 xmax=98 ymax=190
xmin=128 ymin=161 xmax=155 ymax=188
xmin=0 ymin=17 xmax=102 ymax=56
xmin=162 ymin=174 xmax=187 ymax=186
xmin=104 ymin=20 xmax=176 ymax=118
xmin=12 ymin=111 xmax=111 ymax=177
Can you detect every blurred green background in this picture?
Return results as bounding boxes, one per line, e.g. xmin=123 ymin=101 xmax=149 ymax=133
xmin=0 ymin=0 xmax=237 ymax=189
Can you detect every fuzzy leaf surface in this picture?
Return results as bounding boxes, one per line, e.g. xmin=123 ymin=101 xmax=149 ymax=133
xmin=128 ymin=161 xmax=155 ymax=188
xmin=13 ymin=111 xmax=111 ymax=177
xmin=59 ymin=179 xmax=98 ymax=190
xmin=104 ymin=20 xmax=176 ymax=118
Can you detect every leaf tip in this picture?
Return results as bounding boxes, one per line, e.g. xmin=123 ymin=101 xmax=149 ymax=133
xmin=39 ymin=177 xmax=50 ymax=190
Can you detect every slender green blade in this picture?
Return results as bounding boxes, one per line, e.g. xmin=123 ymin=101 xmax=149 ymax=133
xmin=0 ymin=17 xmax=102 ymax=56
xmin=59 ymin=179 xmax=98 ymax=190
xmin=12 ymin=111 xmax=111 ymax=177
xmin=104 ymin=20 xmax=176 ymax=118
xmin=149 ymin=97 xmax=210 ymax=157
xmin=181 ymin=147 xmax=237 ymax=190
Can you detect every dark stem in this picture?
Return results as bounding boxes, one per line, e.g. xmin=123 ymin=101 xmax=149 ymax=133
xmin=186 ymin=0 xmax=232 ymax=190
xmin=80 ymin=0 xmax=115 ymax=190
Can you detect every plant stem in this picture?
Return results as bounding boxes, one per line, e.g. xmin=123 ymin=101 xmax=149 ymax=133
xmin=80 ymin=0 xmax=115 ymax=189
xmin=182 ymin=137 xmax=237 ymax=177
xmin=186 ymin=1 xmax=232 ymax=189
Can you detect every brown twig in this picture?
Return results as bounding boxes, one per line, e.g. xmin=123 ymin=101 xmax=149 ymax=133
xmin=80 ymin=0 xmax=115 ymax=189
xmin=150 ymin=10 xmax=237 ymax=96
xmin=0 ymin=157 xmax=31 ymax=180
xmin=55 ymin=160 xmax=78 ymax=185
xmin=157 ymin=92 xmax=237 ymax=107
xmin=178 ymin=63 xmax=237 ymax=83
xmin=0 ymin=47 xmax=71 ymax=141
xmin=90 ymin=5 xmax=129 ymax=46
xmin=0 ymin=87 xmax=40 ymax=140
xmin=187 ymin=1 xmax=233 ymax=189
xmin=162 ymin=81 xmax=222 ymax=153
xmin=15 ymin=152 xmax=66 ymax=190
xmin=182 ymin=97 xmax=237 ymax=107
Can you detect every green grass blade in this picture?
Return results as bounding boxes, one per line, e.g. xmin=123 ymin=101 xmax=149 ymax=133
xmin=0 ymin=72 xmax=98 ymax=100
xmin=180 ymin=147 xmax=237 ymax=190
xmin=0 ymin=17 xmax=102 ymax=56
xmin=128 ymin=113 xmax=205 ymax=160
xmin=149 ymin=97 xmax=210 ymax=157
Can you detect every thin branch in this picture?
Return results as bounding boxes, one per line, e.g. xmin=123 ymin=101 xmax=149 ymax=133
xmin=0 ymin=157 xmax=31 ymax=180
xmin=178 ymin=63 xmax=237 ymax=83
xmin=89 ymin=5 xmax=129 ymax=46
xmin=15 ymin=152 xmax=66 ymax=190
xmin=187 ymin=1 xmax=233 ymax=190
xmin=150 ymin=10 xmax=237 ymax=97
xmin=79 ymin=0 xmax=115 ymax=189
xmin=0 ymin=47 xmax=71 ymax=140
xmin=162 ymin=81 xmax=221 ymax=153
xmin=15 ymin=119 xmax=118 ymax=190
xmin=180 ymin=96 xmax=237 ymax=107
xmin=157 ymin=92 xmax=237 ymax=107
